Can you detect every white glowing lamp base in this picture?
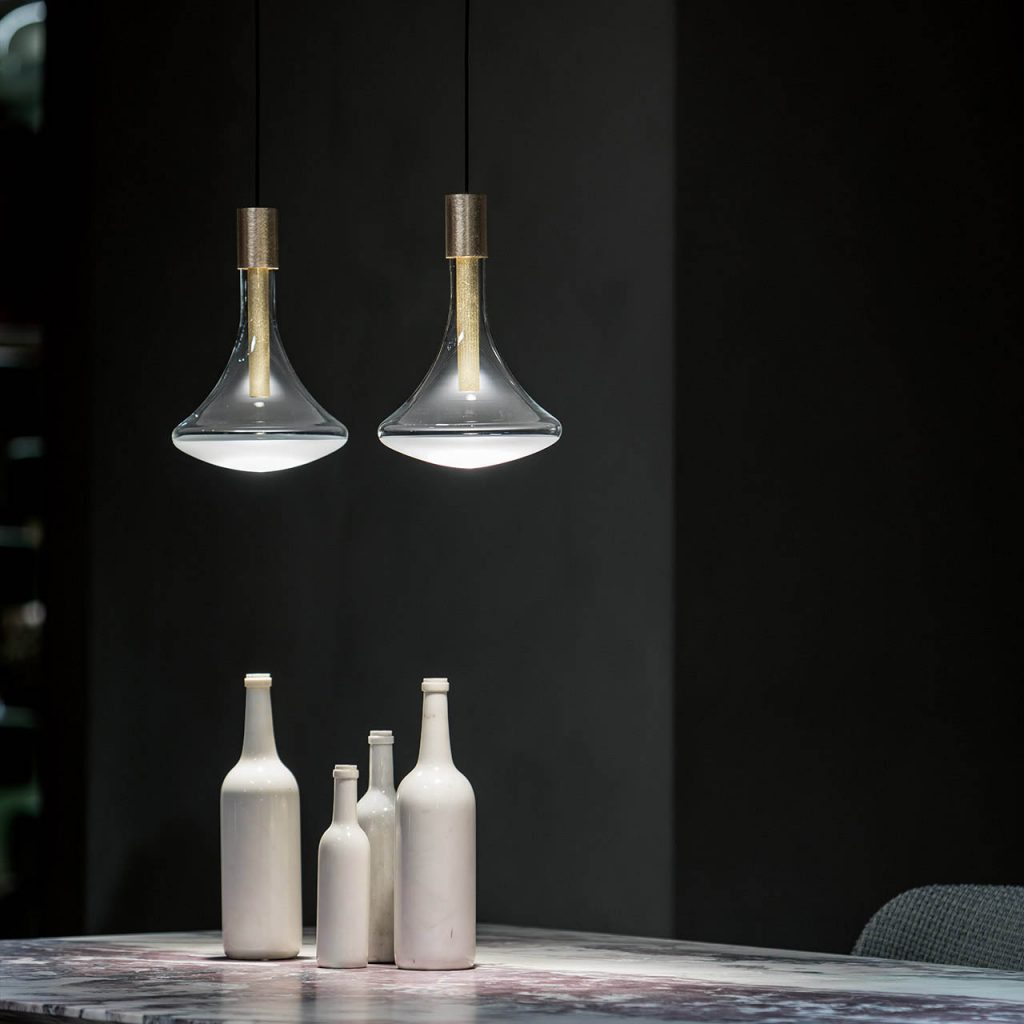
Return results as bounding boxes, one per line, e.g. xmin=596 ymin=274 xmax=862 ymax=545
xmin=379 ymin=433 xmax=558 ymax=470
xmin=172 ymin=436 xmax=347 ymax=473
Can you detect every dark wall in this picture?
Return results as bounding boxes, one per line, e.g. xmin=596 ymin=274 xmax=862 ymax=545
xmin=675 ymin=2 xmax=1023 ymax=952
xmin=45 ymin=1 xmax=675 ymax=936
xmin=42 ymin=0 xmax=1021 ymax=955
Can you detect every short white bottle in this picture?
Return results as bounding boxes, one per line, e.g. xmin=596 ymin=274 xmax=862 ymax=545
xmin=220 ymin=672 xmax=302 ymax=960
xmin=395 ymin=677 xmax=476 ymax=970
xmin=356 ymin=730 xmax=397 ymax=963
xmin=316 ymin=764 xmax=370 ymax=969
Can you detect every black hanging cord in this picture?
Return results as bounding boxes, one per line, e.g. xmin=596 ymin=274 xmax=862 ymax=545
xmin=253 ymin=0 xmax=261 ymax=207
xmin=463 ymin=0 xmax=470 ymax=193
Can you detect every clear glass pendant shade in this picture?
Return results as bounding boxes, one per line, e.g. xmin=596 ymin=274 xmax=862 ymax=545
xmin=172 ymin=210 xmax=347 ymax=473
xmin=378 ymin=196 xmax=560 ymax=470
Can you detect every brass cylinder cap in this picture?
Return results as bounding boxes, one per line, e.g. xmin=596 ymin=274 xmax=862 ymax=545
xmin=445 ymin=194 xmax=487 ymax=258
xmin=237 ymin=207 xmax=279 ymax=269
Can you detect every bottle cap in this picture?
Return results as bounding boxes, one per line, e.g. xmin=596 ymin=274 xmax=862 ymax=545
xmin=445 ymin=194 xmax=487 ymax=259
xmin=421 ymin=677 xmax=449 ymax=693
xmin=333 ymin=764 xmax=358 ymax=779
xmin=368 ymin=730 xmax=394 ymax=745
xmin=244 ymin=673 xmax=272 ymax=688
xmin=237 ymin=207 xmax=279 ymax=269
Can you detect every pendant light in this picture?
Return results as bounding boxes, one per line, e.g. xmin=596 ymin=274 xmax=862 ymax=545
xmin=377 ymin=1 xmax=561 ymax=470
xmin=171 ymin=2 xmax=347 ymax=473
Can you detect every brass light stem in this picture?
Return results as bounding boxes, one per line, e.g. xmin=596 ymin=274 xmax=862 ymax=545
xmin=455 ymin=259 xmax=481 ymax=393
xmin=446 ymin=194 xmax=487 ymax=395
xmin=247 ymin=269 xmax=271 ymax=398
xmin=237 ymin=208 xmax=279 ymax=400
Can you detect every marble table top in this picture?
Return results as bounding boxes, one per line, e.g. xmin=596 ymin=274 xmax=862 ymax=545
xmin=1 ymin=925 xmax=1023 ymax=1023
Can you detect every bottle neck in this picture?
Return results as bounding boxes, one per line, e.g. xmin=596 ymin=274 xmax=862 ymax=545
xmin=417 ymin=691 xmax=453 ymax=765
xmin=448 ymin=259 xmax=487 ymax=394
xmin=447 ymin=259 xmax=487 ymax=318
xmin=241 ymin=686 xmax=278 ymax=759
xmin=239 ymin=268 xmax=278 ymax=320
xmin=368 ymin=744 xmax=395 ymax=792
xmin=332 ymin=777 xmax=358 ymax=824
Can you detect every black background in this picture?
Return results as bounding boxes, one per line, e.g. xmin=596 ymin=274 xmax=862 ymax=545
xmin=674 ymin=3 xmax=1022 ymax=950
xmin=36 ymin=0 xmax=1022 ymax=955
xmin=42 ymin=0 xmax=675 ymax=942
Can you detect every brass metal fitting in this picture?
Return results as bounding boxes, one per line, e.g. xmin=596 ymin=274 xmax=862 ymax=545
xmin=445 ymin=194 xmax=487 ymax=259
xmin=237 ymin=207 xmax=279 ymax=269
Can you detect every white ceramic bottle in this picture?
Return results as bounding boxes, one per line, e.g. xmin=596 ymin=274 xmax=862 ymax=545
xmin=356 ymin=730 xmax=397 ymax=963
xmin=316 ymin=764 xmax=370 ymax=969
xmin=220 ymin=672 xmax=302 ymax=960
xmin=395 ymin=677 xmax=476 ymax=970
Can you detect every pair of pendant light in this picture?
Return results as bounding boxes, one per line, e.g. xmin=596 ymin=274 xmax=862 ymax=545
xmin=171 ymin=1 xmax=560 ymax=473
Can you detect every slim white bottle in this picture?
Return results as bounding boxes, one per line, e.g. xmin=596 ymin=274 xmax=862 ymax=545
xmin=357 ymin=730 xmax=397 ymax=963
xmin=220 ymin=672 xmax=302 ymax=960
xmin=395 ymin=677 xmax=475 ymax=970
xmin=316 ymin=764 xmax=370 ymax=969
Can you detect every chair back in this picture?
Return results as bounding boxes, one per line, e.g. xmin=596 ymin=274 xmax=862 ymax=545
xmin=854 ymin=884 xmax=1024 ymax=971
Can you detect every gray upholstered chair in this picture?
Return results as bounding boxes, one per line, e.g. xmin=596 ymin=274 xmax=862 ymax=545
xmin=854 ymin=884 xmax=1024 ymax=971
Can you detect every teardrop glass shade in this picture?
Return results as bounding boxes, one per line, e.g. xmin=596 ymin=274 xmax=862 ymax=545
xmin=378 ymin=261 xmax=560 ymax=469
xmin=172 ymin=270 xmax=348 ymax=473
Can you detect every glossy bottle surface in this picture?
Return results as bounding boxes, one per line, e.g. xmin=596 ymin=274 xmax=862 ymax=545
xmin=316 ymin=765 xmax=370 ymax=969
xmin=395 ymin=678 xmax=476 ymax=970
xmin=220 ymin=673 xmax=302 ymax=959
xmin=357 ymin=730 xmax=397 ymax=963
xmin=378 ymin=255 xmax=560 ymax=469
xmin=173 ymin=266 xmax=348 ymax=472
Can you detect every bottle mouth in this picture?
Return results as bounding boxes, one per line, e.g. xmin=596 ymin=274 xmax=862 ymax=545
xmin=244 ymin=673 xmax=272 ymax=688
xmin=421 ymin=677 xmax=449 ymax=693
xmin=368 ymin=730 xmax=394 ymax=745
xmin=333 ymin=764 xmax=358 ymax=780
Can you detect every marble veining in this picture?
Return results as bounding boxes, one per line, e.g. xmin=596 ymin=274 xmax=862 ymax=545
xmin=1 ymin=924 xmax=1023 ymax=1022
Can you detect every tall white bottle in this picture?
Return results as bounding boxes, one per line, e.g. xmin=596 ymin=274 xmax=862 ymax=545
xmin=220 ymin=672 xmax=302 ymax=960
xmin=395 ymin=677 xmax=475 ymax=970
xmin=316 ymin=764 xmax=370 ymax=969
xmin=356 ymin=730 xmax=397 ymax=963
